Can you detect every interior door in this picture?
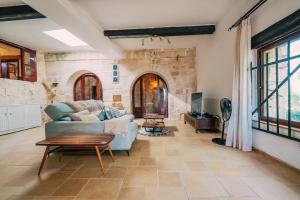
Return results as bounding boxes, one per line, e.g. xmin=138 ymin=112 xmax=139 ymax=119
xmin=132 ymin=79 xmax=143 ymax=118
xmin=132 ymin=74 xmax=168 ymax=118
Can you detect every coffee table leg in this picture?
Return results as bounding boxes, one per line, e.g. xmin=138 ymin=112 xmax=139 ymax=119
xmin=38 ymin=146 xmax=49 ymax=176
xmin=107 ymin=144 xmax=115 ymax=161
xmin=95 ymin=146 xmax=105 ymax=175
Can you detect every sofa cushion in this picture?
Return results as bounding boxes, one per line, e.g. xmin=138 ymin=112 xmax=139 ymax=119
xmin=69 ymin=110 xmax=90 ymax=121
xmin=65 ymin=100 xmax=101 ymax=112
xmin=77 ymin=114 xmax=100 ymax=121
xmin=110 ymin=114 xmax=135 ymax=122
xmin=44 ymin=103 xmax=74 ymax=121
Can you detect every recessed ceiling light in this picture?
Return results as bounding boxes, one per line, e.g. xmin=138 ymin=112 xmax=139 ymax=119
xmin=43 ymin=29 xmax=88 ymax=47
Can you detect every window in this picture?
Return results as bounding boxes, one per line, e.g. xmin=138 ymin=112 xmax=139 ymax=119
xmin=0 ymin=40 xmax=37 ymax=82
xmin=252 ymin=32 xmax=300 ymax=141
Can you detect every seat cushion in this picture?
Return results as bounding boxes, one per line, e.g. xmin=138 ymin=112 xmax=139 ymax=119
xmin=44 ymin=103 xmax=74 ymax=121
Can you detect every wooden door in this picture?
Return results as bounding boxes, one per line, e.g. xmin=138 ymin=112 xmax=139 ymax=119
xmin=132 ymin=73 xmax=168 ymax=118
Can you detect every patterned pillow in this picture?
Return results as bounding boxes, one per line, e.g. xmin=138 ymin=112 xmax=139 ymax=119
xmin=110 ymin=107 xmax=121 ymax=118
xmin=105 ymin=109 xmax=113 ymax=120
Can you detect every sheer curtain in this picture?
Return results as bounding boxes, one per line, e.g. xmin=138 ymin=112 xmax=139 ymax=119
xmin=226 ymin=19 xmax=253 ymax=151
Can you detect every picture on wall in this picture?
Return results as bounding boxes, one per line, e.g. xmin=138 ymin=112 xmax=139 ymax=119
xmin=113 ymin=64 xmax=119 ymax=83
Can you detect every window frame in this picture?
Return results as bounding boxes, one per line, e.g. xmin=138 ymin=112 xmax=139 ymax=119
xmin=258 ymin=31 xmax=300 ymax=130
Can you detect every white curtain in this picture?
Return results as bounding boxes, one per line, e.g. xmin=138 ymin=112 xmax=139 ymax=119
xmin=226 ymin=19 xmax=253 ymax=151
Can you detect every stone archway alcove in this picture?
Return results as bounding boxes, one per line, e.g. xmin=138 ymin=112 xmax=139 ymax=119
xmin=129 ymin=70 xmax=175 ymax=118
xmin=65 ymin=70 xmax=102 ymax=101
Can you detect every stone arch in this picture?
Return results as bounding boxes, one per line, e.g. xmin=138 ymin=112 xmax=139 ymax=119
xmin=65 ymin=70 xmax=102 ymax=101
xmin=129 ymin=70 xmax=174 ymax=118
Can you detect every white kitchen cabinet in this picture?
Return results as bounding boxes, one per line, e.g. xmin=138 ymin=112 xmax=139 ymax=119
xmin=0 ymin=104 xmax=41 ymax=135
xmin=0 ymin=107 xmax=9 ymax=132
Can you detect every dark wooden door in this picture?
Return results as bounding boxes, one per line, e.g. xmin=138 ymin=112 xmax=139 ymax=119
xmin=132 ymin=73 xmax=168 ymax=118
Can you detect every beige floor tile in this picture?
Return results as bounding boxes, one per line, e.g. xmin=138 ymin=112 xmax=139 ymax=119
xmin=53 ymin=179 xmax=88 ymax=196
xmin=182 ymin=172 xmax=229 ymax=198
xmin=123 ymin=167 xmax=157 ymax=187
xmin=72 ymin=167 xmax=103 ymax=178
xmin=117 ymin=187 xmax=145 ymax=200
xmin=159 ymin=172 xmax=183 ymax=187
xmin=144 ymin=187 xmax=188 ymax=200
xmin=217 ymin=177 xmax=258 ymax=198
xmin=77 ymin=179 xmax=122 ymax=200
xmin=104 ymin=166 xmax=127 ymax=178
xmin=139 ymin=157 xmax=157 ymax=166
xmin=242 ymin=177 xmax=300 ymax=200
xmin=185 ymin=161 xmax=207 ymax=171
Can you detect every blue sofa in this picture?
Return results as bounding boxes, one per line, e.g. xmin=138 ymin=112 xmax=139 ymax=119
xmin=44 ymin=102 xmax=138 ymax=152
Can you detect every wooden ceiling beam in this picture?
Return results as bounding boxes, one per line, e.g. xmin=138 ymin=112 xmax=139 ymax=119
xmin=0 ymin=5 xmax=45 ymax=21
xmin=104 ymin=25 xmax=215 ymax=38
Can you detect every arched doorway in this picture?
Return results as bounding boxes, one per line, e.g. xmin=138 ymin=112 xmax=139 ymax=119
xmin=132 ymin=73 xmax=168 ymax=118
xmin=73 ymin=73 xmax=102 ymax=101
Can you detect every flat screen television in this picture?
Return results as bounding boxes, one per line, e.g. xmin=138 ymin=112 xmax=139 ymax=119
xmin=191 ymin=92 xmax=202 ymax=115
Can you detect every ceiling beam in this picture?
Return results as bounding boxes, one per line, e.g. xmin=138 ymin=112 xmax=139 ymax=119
xmin=0 ymin=5 xmax=45 ymax=21
xmin=104 ymin=25 xmax=215 ymax=39
xmin=23 ymin=0 xmax=123 ymax=59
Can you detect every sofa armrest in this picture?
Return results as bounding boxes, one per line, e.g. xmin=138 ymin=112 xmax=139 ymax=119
xmin=45 ymin=121 xmax=105 ymax=138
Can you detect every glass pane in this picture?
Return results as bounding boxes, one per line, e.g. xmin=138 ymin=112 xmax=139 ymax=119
xmin=84 ymin=76 xmax=97 ymax=100
xmin=264 ymin=48 xmax=275 ymax=64
xmin=268 ymin=93 xmax=277 ymax=119
xmin=290 ymin=68 xmax=300 ymax=122
xmin=267 ymin=64 xmax=276 ymax=92
xmin=134 ymin=80 xmax=141 ymax=107
xmin=278 ymin=43 xmax=288 ymax=60
xmin=278 ymin=82 xmax=288 ymax=120
xmin=278 ymin=61 xmax=288 ymax=83
xmin=290 ymin=57 xmax=300 ymax=72
xmin=290 ymin=37 xmax=300 ymax=57
xmin=143 ymin=74 xmax=157 ymax=114
xmin=75 ymin=80 xmax=82 ymax=100
xmin=156 ymin=79 xmax=168 ymax=115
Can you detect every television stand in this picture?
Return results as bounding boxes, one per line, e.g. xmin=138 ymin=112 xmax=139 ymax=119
xmin=184 ymin=113 xmax=218 ymax=133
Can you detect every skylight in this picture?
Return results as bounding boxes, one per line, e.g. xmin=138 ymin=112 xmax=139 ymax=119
xmin=43 ymin=29 xmax=88 ymax=47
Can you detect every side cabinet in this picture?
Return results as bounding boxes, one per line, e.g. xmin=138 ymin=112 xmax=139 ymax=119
xmin=0 ymin=107 xmax=9 ymax=132
xmin=0 ymin=104 xmax=41 ymax=135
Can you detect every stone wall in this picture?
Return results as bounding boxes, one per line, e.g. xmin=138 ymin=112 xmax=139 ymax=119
xmin=44 ymin=48 xmax=196 ymax=119
xmin=0 ymin=53 xmax=48 ymax=120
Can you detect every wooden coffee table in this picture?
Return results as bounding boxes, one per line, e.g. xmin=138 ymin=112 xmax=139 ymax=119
xmin=142 ymin=121 xmax=165 ymax=134
xmin=36 ymin=134 xmax=115 ymax=176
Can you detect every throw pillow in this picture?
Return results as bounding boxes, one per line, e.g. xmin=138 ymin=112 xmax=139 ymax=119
xmin=44 ymin=103 xmax=74 ymax=121
xmin=98 ymin=110 xmax=107 ymax=121
xmin=69 ymin=110 xmax=90 ymax=121
xmin=110 ymin=107 xmax=121 ymax=118
xmin=78 ymin=114 xmax=100 ymax=121
xmin=105 ymin=109 xmax=113 ymax=120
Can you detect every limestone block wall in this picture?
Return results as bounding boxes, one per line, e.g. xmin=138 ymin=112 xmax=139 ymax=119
xmin=44 ymin=48 xmax=196 ymax=119
xmin=0 ymin=53 xmax=48 ymax=120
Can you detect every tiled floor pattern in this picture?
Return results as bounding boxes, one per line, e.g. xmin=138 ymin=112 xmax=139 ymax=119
xmin=0 ymin=120 xmax=299 ymax=200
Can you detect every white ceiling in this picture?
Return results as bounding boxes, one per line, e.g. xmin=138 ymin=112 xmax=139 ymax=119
xmin=72 ymin=0 xmax=237 ymax=29
xmin=0 ymin=0 xmax=238 ymax=53
xmin=0 ymin=18 xmax=93 ymax=52
xmin=0 ymin=0 xmax=24 ymax=7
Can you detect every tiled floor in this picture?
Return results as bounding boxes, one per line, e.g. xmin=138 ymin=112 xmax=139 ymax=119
xmin=0 ymin=120 xmax=299 ymax=200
